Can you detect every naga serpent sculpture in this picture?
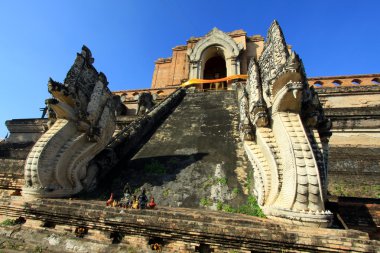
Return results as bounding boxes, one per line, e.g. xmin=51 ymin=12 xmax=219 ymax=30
xmin=23 ymin=46 xmax=116 ymax=198
xmin=239 ymin=21 xmax=333 ymax=227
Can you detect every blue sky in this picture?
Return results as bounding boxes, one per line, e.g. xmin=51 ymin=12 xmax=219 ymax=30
xmin=0 ymin=1 xmax=379 ymax=138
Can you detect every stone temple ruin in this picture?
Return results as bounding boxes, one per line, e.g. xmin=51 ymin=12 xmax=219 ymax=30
xmin=0 ymin=21 xmax=379 ymax=252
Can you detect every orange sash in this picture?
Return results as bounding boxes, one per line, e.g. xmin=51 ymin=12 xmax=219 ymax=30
xmin=181 ymin=74 xmax=248 ymax=87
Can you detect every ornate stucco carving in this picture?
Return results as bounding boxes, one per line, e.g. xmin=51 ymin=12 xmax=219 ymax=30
xmin=187 ymin=27 xmax=242 ymax=79
xmin=23 ymin=46 xmax=116 ymax=198
xmin=238 ymin=21 xmax=333 ymax=227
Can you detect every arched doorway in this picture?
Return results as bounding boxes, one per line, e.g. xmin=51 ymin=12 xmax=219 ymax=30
xmin=187 ymin=27 xmax=242 ymax=84
xmin=203 ymin=56 xmax=227 ymax=90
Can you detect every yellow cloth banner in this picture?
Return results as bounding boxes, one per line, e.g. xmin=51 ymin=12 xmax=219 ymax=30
xmin=181 ymin=74 xmax=248 ymax=87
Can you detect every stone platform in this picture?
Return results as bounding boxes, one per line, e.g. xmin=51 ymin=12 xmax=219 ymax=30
xmin=0 ymin=197 xmax=379 ymax=252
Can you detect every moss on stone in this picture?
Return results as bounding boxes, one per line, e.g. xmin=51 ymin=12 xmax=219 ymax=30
xmin=0 ymin=218 xmax=17 ymax=226
xmin=143 ymin=160 xmax=167 ymax=175
xmin=219 ymin=195 xmax=265 ymax=218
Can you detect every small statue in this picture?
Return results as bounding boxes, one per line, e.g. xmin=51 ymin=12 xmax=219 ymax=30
xmin=123 ymin=183 xmax=132 ymax=197
xmin=147 ymin=196 xmax=156 ymax=209
xmin=106 ymin=193 xmax=114 ymax=206
xmin=131 ymin=195 xmax=139 ymax=209
xmin=75 ymin=227 xmax=87 ymax=238
xmin=136 ymin=92 xmax=154 ymax=115
xmin=113 ymin=95 xmax=128 ymax=116
xmin=151 ymin=243 xmax=162 ymax=251
xmin=111 ymin=199 xmax=119 ymax=207
xmin=121 ymin=183 xmax=132 ymax=208
xmin=138 ymin=188 xmax=148 ymax=209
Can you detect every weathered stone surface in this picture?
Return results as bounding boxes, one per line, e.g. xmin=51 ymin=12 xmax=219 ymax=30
xmin=4 ymin=118 xmax=48 ymax=144
xmin=314 ymin=85 xmax=380 ymax=198
xmin=0 ymin=159 xmax=24 ymax=190
xmin=327 ymin=196 xmax=380 ymax=240
xmin=0 ymin=198 xmax=379 ymax=252
xmin=0 ymin=141 xmax=35 ymax=160
xmin=328 ymin=147 xmax=380 ymax=198
xmin=238 ymin=21 xmax=333 ymax=227
xmin=22 ymin=46 xmax=116 ymax=198
xmin=87 ymin=87 xmax=186 ymax=188
xmin=85 ymin=90 xmax=251 ymax=210
xmin=0 ymin=119 xmax=47 ymax=161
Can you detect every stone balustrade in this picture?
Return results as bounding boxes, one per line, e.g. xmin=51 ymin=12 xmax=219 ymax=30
xmin=93 ymin=87 xmax=186 ymax=179
xmin=309 ymin=74 xmax=380 ymax=88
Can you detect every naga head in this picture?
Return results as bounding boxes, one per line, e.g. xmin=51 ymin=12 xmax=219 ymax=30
xmin=241 ymin=21 xmax=333 ymax=227
xmin=81 ymin=45 xmax=94 ymax=64
xmin=23 ymin=46 xmax=116 ymax=198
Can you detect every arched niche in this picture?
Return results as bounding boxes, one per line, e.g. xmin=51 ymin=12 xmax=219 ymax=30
xmin=187 ymin=28 xmax=242 ymax=79
xmin=202 ymin=46 xmax=227 ymax=79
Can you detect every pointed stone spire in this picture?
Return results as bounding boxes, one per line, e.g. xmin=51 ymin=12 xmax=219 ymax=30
xmin=266 ymin=20 xmax=289 ymax=65
xmin=258 ymin=20 xmax=291 ymax=103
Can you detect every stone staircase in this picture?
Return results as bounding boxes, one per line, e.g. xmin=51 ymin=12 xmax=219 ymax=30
xmin=328 ymin=196 xmax=380 ymax=240
xmin=90 ymin=90 xmax=251 ymax=209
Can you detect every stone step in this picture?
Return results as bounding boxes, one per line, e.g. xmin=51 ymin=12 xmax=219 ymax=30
xmin=1 ymin=198 xmax=378 ymax=252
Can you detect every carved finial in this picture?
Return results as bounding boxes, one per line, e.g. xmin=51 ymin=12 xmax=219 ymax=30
xmin=269 ymin=20 xmax=281 ymax=33
xmin=207 ymin=27 xmax=222 ymax=37
xmin=266 ymin=20 xmax=287 ymax=53
xmin=98 ymin=72 xmax=109 ymax=86
xmin=271 ymin=19 xmax=280 ymax=27
xmin=81 ymin=45 xmax=94 ymax=64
